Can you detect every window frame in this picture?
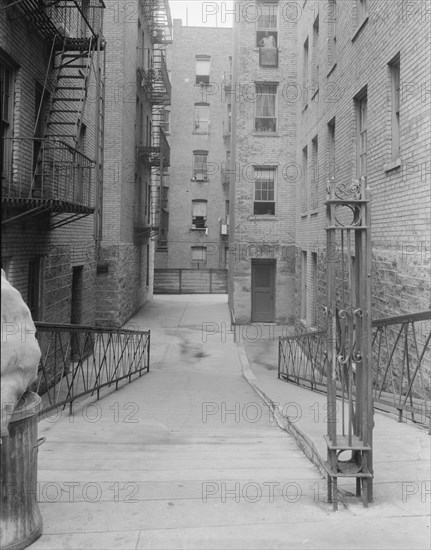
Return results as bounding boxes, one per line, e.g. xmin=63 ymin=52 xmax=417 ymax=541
xmin=1 ymin=62 xmax=15 ymax=186
xmin=195 ymin=55 xmax=211 ymax=85
xmin=254 ymin=83 xmax=278 ymax=133
xmin=256 ymin=2 xmax=278 ymax=48
xmin=193 ymin=102 xmax=210 ymax=135
xmin=389 ymin=55 xmax=400 ymax=162
xmin=311 ymin=136 xmax=318 ymax=210
xmin=312 ymin=16 xmax=319 ymax=94
xmin=355 ymin=90 xmax=368 ymax=179
xmin=192 ymin=150 xmax=209 ymax=181
xmin=191 ymin=246 xmax=207 ymax=265
xmin=191 ymin=199 xmax=208 ymax=229
xmin=253 ymin=166 xmax=276 ymax=216
xmin=328 ymin=118 xmax=336 ymax=179
xmin=328 ymin=0 xmax=337 ymax=67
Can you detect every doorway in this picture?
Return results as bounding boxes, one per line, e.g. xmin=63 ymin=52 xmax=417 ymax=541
xmin=251 ymin=260 xmax=275 ymax=322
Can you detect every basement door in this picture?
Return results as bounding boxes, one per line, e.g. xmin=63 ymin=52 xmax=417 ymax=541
xmin=251 ymin=260 xmax=275 ymax=322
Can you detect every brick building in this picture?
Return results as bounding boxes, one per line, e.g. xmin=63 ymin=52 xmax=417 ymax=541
xmin=229 ymin=0 xmax=430 ymax=325
xmin=154 ymin=19 xmax=232 ymax=293
xmin=1 ymin=0 xmax=105 ymax=326
xmin=95 ymin=0 xmax=172 ymax=325
xmin=229 ymin=0 xmax=298 ymax=323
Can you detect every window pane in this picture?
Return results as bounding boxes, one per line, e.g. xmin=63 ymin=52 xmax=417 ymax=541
xmin=192 ymin=200 xmax=207 ymax=217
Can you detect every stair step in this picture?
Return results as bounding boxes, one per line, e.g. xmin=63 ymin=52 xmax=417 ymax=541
xmin=56 ymin=86 xmax=85 ymax=91
xmin=58 ymin=75 xmax=86 ymax=79
xmin=63 ymin=53 xmax=89 ymax=58
xmin=58 ymin=64 xmax=88 ymax=69
xmin=50 ymin=109 xmax=80 ymax=113
xmin=52 ymin=98 xmax=83 ymax=102
xmin=47 ymin=121 xmax=78 ymax=125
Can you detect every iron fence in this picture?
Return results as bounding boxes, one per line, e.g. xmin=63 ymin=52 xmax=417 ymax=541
xmin=279 ymin=311 xmax=431 ymax=428
xmin=33 ymin=322 xmax=150 ymax=418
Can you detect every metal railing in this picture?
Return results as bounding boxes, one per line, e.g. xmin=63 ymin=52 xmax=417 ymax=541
xmin=11 ymin=0 xmax=105 ymax=40
xmin=33 ymin=322 xmax=150 ymax=418
xmin=3 ymin=137 xmax=94 ymax=208
xmin=279 ymin=311 xmax=431 ymax=428
xmin=136 ymin=127 xmax=170 ymax=167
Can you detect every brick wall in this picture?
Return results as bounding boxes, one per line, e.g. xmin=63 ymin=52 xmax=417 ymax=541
xmin=96 ymin=0 xmax=152 ymax=325
xmin=229 ymin=1 xmax=298 ymax=323
xmin=295 ymin=0 xmax=431 ymax=326
xmin=1 ymin=4 xmax=100 ymax=326
xmin=161 ymin=20 xmax=232 ymax=270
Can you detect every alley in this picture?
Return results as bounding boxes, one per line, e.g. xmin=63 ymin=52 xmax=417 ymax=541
xmin=29 ymin=295 xmax=429 ymax=550
xmin=30 ymin=295 xmax=327 ymax=549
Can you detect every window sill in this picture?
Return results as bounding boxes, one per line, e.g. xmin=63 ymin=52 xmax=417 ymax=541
xmin=250 ymin=215 xmax=278 ymax=221
xmin=191 ymin=227 xmax=207 ymax=231
xmin=352 ymin=15 xmax=369 ymax=42
xmin=192 ymin=132 xmax=210 ymax=136
xmin=252 ymin=132 xmax=279 ymax=137
xmin=311 ymin=88 xmax=319 ymax=101
xmin=310 ymin=209 xmax=318 ymax=216
xmin=327 ymin=63 xmax=337 ymax=77
xmin=302 ymin=103 xmax=308 ymax=113
xmin=383 ymin=158 xmax=401 ymax=173
xmin=301 ymin=212 xmax=308 ymax=218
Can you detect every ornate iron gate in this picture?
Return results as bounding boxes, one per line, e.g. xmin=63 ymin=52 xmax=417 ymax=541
xmin=324 ymin=176 xmax=374 ymax=510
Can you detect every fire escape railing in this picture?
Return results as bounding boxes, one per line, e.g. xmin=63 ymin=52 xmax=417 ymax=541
xmin=136 ymin=127 xmax=170 ymax=167
xmin=33 ymin=322 xmax=150 ymax=418
xmin=2 ymin=137 xmax=94 ymax=209
xmin=137 ymin=49 xmax=171 ymax=105
xmin=7 ymin=0 xmax=105 ymax=41
xmin=140 ymin=0 xmax=173 ymax=44
xmin=278 ymin=310 xmax=431 ymax=428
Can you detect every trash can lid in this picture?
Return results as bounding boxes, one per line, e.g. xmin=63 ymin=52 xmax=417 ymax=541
xmin=10 ymin=392 xmax=41 ymax=423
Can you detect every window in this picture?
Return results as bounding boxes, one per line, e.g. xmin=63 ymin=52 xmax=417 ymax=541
xmin=257 ymin=2 xmax=278 ymax=67
xmin=192 ymin=199 xmax=207 ymax=229
xmin=328 ymin=118 xmax=336 ymax=179
xmin=303 ymin=38 xmax=309 ymax=105
xmin=311 ymin=136 xmax=318 ymax=209
xmin=1 ymin=62 xmax=14 ymax=186
xmin=357 ymin=0 xmax=368 ymax=24
xmin=328 ymin=0 xmax=337 ymax=66
xmin=256 ymin=2 xmax=278 ymax=47
xmin=193 ymin=103 xmax=210 ymax=134
xmin=390 ymin=55 xmax=400 ymax=161
xmin=312 ymin=16 xmax=319 ymax=92
xmin=301 ymin=251 xmax=307 ymax=319
xmin=191 ymin=246 xmax=207 ymax=265
xmin=163 ymin=108 xmax=170 ymax=134
xmin=355 ymin=90 xmax=367 ymax=178
xmin=311 ymin=252 xmax=317 ymax=325
xmin=225 ymin=200 xmax=230 ymax=226
xmin=255 ymin=83 xmax=277 ymax=132
xmin=195 ymin=55 xmax=211 ymax=85
xmin=254 ymin=166 xmax=275 ymax=215
xmin=193 ymin=150 xmax=208 ymax=181
xmin=302 ymin=146 xmax=308 ymax=211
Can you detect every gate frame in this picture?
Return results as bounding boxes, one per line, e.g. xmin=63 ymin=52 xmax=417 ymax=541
xmin=324 ymin=176 xmax=374 ymax=510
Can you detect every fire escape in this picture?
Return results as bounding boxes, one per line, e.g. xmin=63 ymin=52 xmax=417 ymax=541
xmin=2 ymin=0 xmax=106 ymax=233
xmin=135 ymin=0 xmax=172 ymax=243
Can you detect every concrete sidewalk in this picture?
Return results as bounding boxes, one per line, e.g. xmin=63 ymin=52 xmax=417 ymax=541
xmin=29 ymin=295 xmax=430 ymax=549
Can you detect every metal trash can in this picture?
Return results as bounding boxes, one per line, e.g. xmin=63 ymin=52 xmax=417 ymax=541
xmin=1 ymin=392 xmax=43 ymax=550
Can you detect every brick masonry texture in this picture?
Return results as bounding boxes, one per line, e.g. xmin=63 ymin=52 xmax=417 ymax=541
xmin=1 ymin=4 xmax=100 ymax=326
xmin=229 ymin=0 xmax=430 ymax=325
xmin=160 ymin=20 xmax=232 ymax=270
xmin=96 ymin=0 xmax=153 ymax=325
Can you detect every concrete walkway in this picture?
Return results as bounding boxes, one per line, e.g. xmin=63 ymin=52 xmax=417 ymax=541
xmin=29 ymin=295 xmax=430 ymax=549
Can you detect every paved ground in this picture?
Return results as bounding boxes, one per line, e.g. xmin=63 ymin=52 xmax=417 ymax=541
xmin=29 ymin=295 xmax=430 ymax=549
